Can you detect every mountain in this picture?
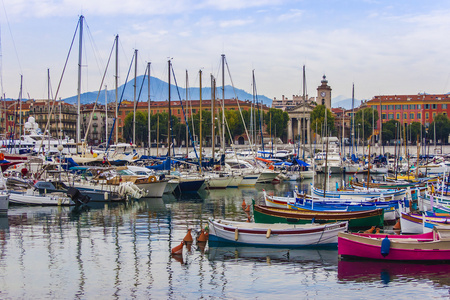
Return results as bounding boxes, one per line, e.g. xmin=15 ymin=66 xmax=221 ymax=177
xmin=331 ymin=95 xmax=362 ymax=109
xmin=62 ymin=76 xmax=273 ymax=106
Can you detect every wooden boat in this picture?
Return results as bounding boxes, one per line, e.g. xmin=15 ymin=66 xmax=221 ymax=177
xmin=310 ymin=186 xmax=405 ymax=201
xmin=252 ymin=201 xmax=384 ymax=228
xmin=400 ymin=211 xmax=450 ymax=234
xmin=208 ymin=218 xmax=348 ymax=247
xmin=338 ymin=226 xmax=450 ymax=261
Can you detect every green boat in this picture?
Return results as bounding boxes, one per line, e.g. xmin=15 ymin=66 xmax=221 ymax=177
xmin=252 ymin=201 xmax=384 ymax=229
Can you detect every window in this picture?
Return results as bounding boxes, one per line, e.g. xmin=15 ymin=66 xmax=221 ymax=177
xmin=432 ymin=104 xmax=437 ymax=109
xmin=426 ymin=112 xmax=429 ymax=119
xmin=388 ymin=105 xmax=394 ymax=110
xmin=417 ymin=113 xmax=421 ymax=119
xmin=382 ymin=113 xmax=386 ymax=120
xmin=382 ymin=105 xmax=387 ymax=110
xmin=404 ymin=113 xmax=407 ymax=119
xmin=373 ymin=105 xmax=377 ymax=110
xmin=410 ymin=113 xmax=414 ymax=119
xmin=395 ymin=105 xmax=401 ymax=110
xmin=418 ymin=104 xmax=421 ymax=109
xmin=442 ymin=104 xmax=447 ymax=109
xmin=425 ymin=104 xmax=430 ymax=109
xmin=396 ymin=113 xmax=400 ymax=119
xmin=410 ymin=104 xmax=416 ymax=109
xmin=403 ymin=105 xmax=408 ymax=109
xmin=433 ymin=112 xmax=436 ymax=118
xmin=388 ymin=113 xmax=394 ymax=119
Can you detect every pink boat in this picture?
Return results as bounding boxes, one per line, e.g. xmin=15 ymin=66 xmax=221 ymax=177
xmin=338 ymin=226 xmax=450 ymax=261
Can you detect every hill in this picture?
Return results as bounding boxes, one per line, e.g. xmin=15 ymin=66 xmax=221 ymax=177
xmin=331 ymin=95 xmax=363 ymax=109
xmin=62 ymin=76 xmax=273 ymax=106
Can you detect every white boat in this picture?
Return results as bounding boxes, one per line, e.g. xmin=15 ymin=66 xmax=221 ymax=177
xmin=227 ymin=174 xmax=243 ymax=188
xmin=208 ymin=218 xmax=348 ymax=247
xmin=0 ymin=192 xmax=9 ymax=214
xmin=205 ymin=174 xmax=232 ymax=189
xmin=9 ymin=189 xmax=75 ymax=206
xmin=300 ymin=170 xmax=315 ymax=179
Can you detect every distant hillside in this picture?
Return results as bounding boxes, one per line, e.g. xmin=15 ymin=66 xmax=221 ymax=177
xmin=331 ymin=95 xmax=362 ymax=109
xmin=62 ymin=76 xmax=273 ymax=106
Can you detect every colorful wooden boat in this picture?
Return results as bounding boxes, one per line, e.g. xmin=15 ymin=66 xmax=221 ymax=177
xmin=338 ymin=226 xmax=450 ymax=261
xmin=208 ymin=219 xmax=348 ymax=247
xmin=252 ymin=201 xmax=384 ymax=228
xmin=310 ymin=186 xmax=405 ymax=201
xmin=400 ymin=211 xmax=450 ymax=234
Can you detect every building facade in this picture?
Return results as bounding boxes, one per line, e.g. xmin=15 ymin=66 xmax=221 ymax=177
xmin=366 ymin=94 xmax=450 ymax=134
xmin=80 ymin=103 xmax=115 ymax=145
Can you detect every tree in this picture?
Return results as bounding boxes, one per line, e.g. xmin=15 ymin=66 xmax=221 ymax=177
xmin=407 ymin=122 xmax=424 ymax=144
xmin=381 ymin=119 xmax=401 ymax=143
xmin=310 ymin=105 xmax=335 ymax=136
xmin=123 ymin=111 xmax=148 ymax=145
xmin=354 ymin=107 xmax=379 ymax=140
xmin=264 ymin=108 xmax=289 ymax=139
xmin=428 ymin=113 xmax=450 ymax=144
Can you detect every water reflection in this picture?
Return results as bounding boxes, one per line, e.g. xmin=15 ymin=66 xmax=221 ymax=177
xmin=338 ymin=259 xmax=450 ymax=288
xmin=208 ymin=246 xmax=338 ymax=265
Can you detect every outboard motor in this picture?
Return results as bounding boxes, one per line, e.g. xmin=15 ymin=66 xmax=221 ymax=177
xmin=67 ymin=187 xmax=90 ymax=205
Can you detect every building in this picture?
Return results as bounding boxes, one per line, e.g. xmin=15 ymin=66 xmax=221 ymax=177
xmin=366 ymin=93 xmax=450 ymax=135
xmin=272 ymin=95 xmax=314 ymax=111
xmin=80 ymin=103 xmax=115 ymax=145
xmin=0 ymin=100 xmax=31 ymax=139
xmin=285 ymin=75 xmax=332 ymax=143
xmin=29 ymin=100 xmax=77 ymax=139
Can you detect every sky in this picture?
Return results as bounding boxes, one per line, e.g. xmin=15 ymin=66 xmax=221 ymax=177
xmin=1 ymin=0 xmax=450 ymax=103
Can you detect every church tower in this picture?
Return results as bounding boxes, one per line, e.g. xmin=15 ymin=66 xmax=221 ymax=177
xmin=317 ymin=75 xmax=332 ymax=109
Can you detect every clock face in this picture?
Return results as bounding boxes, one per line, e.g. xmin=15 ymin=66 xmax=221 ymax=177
xmin=321 ymin=92 xmax=326 ymax=97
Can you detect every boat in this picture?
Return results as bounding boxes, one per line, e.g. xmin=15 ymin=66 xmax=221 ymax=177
xmin=9 ymin=189 xmax=75 ymax=206
xmin=399 ymin=211 xmax=450 ymax=234
xmin=252 ymin=201 xmax=384 ymax=228
xmin=310 ymin=186 xmax=406 ymax=201
xmin=208 ymin=218 xmax=348 ymax=247
xmin=0 ymin=192 xmax=9 ymax=214
xmin=338 ymin=226 xmax=450 ymax=261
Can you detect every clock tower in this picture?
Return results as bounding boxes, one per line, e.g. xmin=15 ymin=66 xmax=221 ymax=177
xmin=317 ymin=75 xmax=332 ymax=109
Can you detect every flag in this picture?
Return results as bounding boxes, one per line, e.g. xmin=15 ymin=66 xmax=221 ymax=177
xmin=90 ymin=147 xmax=93 ymax=155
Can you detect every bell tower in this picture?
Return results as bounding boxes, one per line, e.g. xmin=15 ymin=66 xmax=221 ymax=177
xmin=317 ymin=75 xmax=332 ymax=109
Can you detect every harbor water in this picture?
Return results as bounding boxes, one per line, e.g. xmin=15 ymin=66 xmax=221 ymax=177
xmin=0 ymin=174 xmax=449 ymax=299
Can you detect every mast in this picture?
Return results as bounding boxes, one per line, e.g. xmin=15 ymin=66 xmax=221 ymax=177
xmin=221 ymin=54 xmax=225 ymax=154
xmin=199 ymin=69 xmax=203 ymax=174
xmin=351 ymin=83 xmax=355 ymax=156
xmin=105 ymin=84 xmax=108 ymax=144
xmin=379 ymin=96 xmax=383 ymax=154
xmin=168 ymin=59 xmax=172 ymax=172
xmin=147 ymin=62 xmax=151 ymax=156
xmin=186 ymin=70 xmax=189 ymax=157
xmin=133 ymin=49 xmax=137 ymax=145
xmin=302 ymin=65 xmax=306 ymax=160
xmin=114 ymin=35 xmax=119 ymax=145
xmin=76 ymin=15 xmax=84 ymax=144
xmin=19 ymin=74 xmax=22 ymax=138
xmin=323 ymin=106 xmax=328 ymax=197
xmin=211 ymin=74 xmax=215 ymax=159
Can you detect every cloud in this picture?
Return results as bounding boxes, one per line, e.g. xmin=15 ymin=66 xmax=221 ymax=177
xmin=219 ymin=18 xmax=254 ymax=28
xmin=277 ymin=9 xmax=303 ymax=21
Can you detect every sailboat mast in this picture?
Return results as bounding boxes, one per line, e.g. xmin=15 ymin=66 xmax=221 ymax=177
xmin=199 ymin=70 xmax=202 ymax=173
xmin=115 ymin=34 xmax=118 ymax=145
xmin=148 ymin=62 xmax=151 ymax=156
xmin=133 ymin=49 xmax=137 ymax=145
xmin=211 ymin=74 xmax=215 ymax=158
xmin=186 ymin=70 xmax=189 ymax=157
xmin=302 ymin=65 xmax=306 ymax=159
xmin=221 ymin=54 xmax=225 ymax=153
xmin=105 ymin=85 xmax=108 ymax=144
xmin=350 ymin=83 xmax=355 ymax=156
xmin=76 ymin=15 xmax=84 ymax=144
xmin=168 ymin=59 xmax=172 ymax=166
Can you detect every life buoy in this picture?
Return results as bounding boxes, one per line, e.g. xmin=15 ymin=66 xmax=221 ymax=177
xmin=148 ymin=175 xmax=157 ymax=183
xmin=0 ymin=153 xmax=4 ymax=160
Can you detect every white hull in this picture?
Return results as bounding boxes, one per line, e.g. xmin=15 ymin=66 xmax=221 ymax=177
xmin=257 ymin=171 xmax=279 ymax=183
xmin=239 ymin=174 xmax=259 ymax=187
xmin=0 ymin=193 xmax=9 ymax=214
xmin=9 ymin=190 xmax=74 ymax=206
xmin=300 ymin=170 xmax=315 ymax=179
xmin=208 ymin=219 xmax=348 ymax=246
xmin=400 ymin=212 xmax=423 ymax=234
xmin=227 ymin=175 xmax=243 ymax=188
xmin=137 ymin=180 xmax=168 ymax=198
xmin=164 ymin=180 xmax=179 ymax=194
xmin=207 ymin=176 xmax=232 ymax=189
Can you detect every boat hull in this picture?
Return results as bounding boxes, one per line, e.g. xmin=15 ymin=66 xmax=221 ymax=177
xmin=338 ymin=231 xmax=450 ymax=261
xmin=208 ymin=219 xmax=347 ymax=247
xmin=253 ymin=204 xmax=384 ymax=228
xmin=9 ymin=191 xmax=75 ymax=206
xmin=0 ymin=193 xmax=9 ymax=214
